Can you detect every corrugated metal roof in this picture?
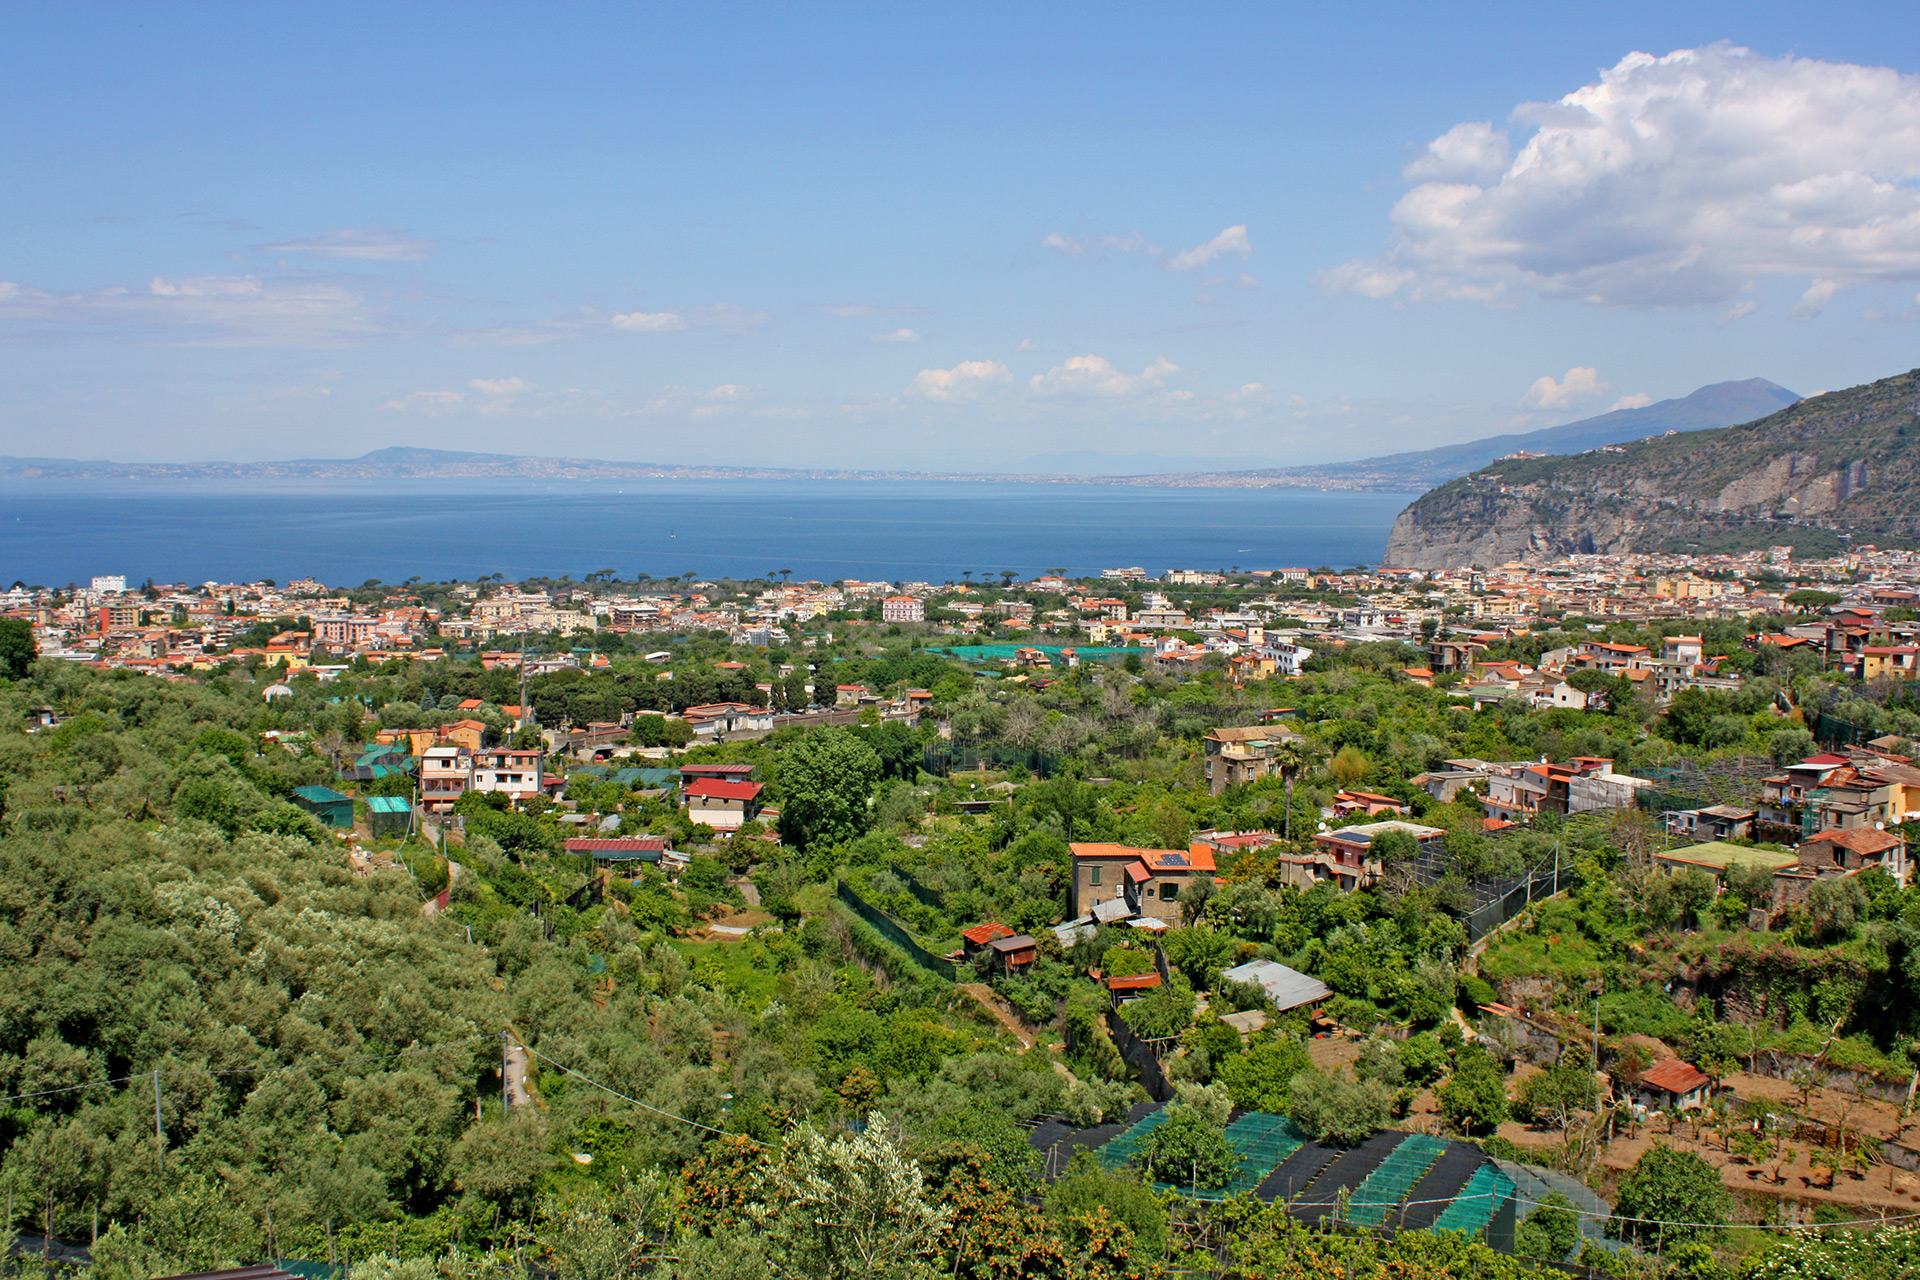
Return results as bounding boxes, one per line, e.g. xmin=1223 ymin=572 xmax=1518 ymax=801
xmin=1221 ymin=959 xmax=1333 ymax=1012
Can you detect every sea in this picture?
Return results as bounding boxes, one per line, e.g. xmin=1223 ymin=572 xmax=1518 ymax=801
xmin=0 ymin=478 xmax=1415 ymax=588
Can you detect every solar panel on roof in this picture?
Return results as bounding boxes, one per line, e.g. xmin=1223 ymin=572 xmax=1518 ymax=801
xmin=1161 ymin=853 xmax=1187 ymax=867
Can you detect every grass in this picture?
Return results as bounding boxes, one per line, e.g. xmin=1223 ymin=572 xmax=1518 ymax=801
xmin=670 ymin=939 xmax=780 ymax=1008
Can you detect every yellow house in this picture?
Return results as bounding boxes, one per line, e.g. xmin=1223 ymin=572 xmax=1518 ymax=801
xmin=440 ymin=719 xmax=488 ymax=751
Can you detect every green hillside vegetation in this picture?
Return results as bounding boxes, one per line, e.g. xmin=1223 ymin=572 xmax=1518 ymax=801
xmin=0 ymin=605 xmax=1917 ymax=1278
xmin=1388 ymin=367 xmax=1920 ymax=565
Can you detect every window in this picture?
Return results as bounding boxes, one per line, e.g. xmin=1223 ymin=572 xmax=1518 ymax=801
xmin=1160 ymin=882 xmax=1178 ymax=901
xmin=1089 ymin=867 xmax=1102 ymax=886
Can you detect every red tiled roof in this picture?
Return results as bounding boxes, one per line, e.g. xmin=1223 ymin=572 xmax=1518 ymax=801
xmin=1805 ymin=827 xmax=1903 ymax=854
xmin=565 ymin=837 xmax=667 ymax=853
xmin=961 ymin=921 xmax=1014 ymax=946
xmin=1638 ymin=1059 xmax=1711 ymax=1095
xmin=684 ymin=779 xmax=764 ymax=801
xmin=681 ymin=762 xmax=757 ymax=776
xmin=1106 ymin=973 xmax=1163 ymax=991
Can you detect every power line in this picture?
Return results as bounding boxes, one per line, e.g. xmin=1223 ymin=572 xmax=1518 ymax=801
xmin=521 ymin=1045 xmax=729 ymax=1135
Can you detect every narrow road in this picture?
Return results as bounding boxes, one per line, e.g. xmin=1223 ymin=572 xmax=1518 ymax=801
xmin=504 ymin=1033 xmax=532 ymax=1109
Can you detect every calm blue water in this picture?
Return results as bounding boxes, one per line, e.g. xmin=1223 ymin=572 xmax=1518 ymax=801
xmin=0 ymin=479 xmax=1414 ymax=587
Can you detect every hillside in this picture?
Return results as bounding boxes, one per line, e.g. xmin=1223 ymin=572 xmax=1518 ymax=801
xmin=1284 ymin=378 xmax=1797 ymax=490
xmin=1382 ymin=367 xmax=1920 ymax=570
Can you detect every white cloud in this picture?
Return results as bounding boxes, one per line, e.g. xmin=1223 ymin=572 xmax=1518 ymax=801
xmin=907 ymin=359 xmax=1012 ymax=402
xmin=1608 ymin=392 xmax=1655 ymax=411
xmin=1015 ymin=338 xmax=1038 ymax=352
xmin=869 ymin=328 xmax=920 ymax=344
xmin=1718 ymin=299 xmax=1760 ymax=325
xmin=1235 ymin=273 xmax=1259 ymax=290
xmin=1323 ymin=44 xmax=1920 ymax=310
xmin=470 ymin=377 xmax=533 ymax=395
xmin=1402 ymin=121 xmax=1512 ymax=184
xmin=1792 ymin=278 xmax=1841 ymax=320
xmin=0 ymin=273 xmax=381 ymax=346
xmin=701 ymin=383 xmax=750 ymax=401
xmin=818 ymin=302 xmax=917 ymax=317
xmin=257 ymin=228 xmax=433 ymax=261
xmin=609 ymin=303 xmax=769 ymax=333
xmin=1520 ymin=366 xmax=1610 ymax=410
xmin=1043 ymin=231 xmax=1156 ymax=258
xmin=1168 ymin=225 xmax=1251 ymax=271
xmin=383 ymin=390 xmax=465 ymax=412
xmin=1028 ymin=355 xmax=1179 ymax=398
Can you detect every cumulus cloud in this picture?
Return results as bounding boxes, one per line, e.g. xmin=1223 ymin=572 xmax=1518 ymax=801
xmin=470 ymin=377 xmax=533 ymax=395
xmin=257 ymin=227 xmax=433 ymax=261
xmin=1609 ymin=392 xmax=1655 ymax=411
xmin=869 ymin=328 xmax=920 ymax=344
xmin=1520 ymin=366 xmax=1610 ymax=410
xmin=609 ymin=303 xmax=769 ymax=333
xmin=1402 ymin=121 xmax=1512 ymax=184
xmin=1016 ymin=338 xmax=1038 ymax=352
xmin=1169 ymin=225 xmax=1251 ymax=271
xmin=0 ymin=273 xmax=381 ymax=346
xmin=1321 ymin=44 xmax=1920 ymax=310
xmin=701 ymin=384 xmax=749 ymax=401
xmin=1028 ymin=355 xmax=1179 ymax=398
xmin=1719 ymin=299 xmax=1761 ymax=325
xmin=907 ymin=359 xmax=1012 ymax=402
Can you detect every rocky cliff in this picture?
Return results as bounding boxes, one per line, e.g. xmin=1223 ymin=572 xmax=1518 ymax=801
xmin=1382 ymin=368 xmax=1920 ymax=570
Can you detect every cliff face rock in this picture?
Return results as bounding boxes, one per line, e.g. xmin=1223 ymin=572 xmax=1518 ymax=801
xmin=1383 ymin=368 xmax=1920 ymax=570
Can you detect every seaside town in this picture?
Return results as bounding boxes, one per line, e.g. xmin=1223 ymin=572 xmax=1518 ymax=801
xmin=3 ymin=539 xmax=1920 ymax=1278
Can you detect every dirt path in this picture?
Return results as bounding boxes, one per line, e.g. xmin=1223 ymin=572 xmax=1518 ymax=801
xmin=960 ymin=983 xmax=1045 ymax=1051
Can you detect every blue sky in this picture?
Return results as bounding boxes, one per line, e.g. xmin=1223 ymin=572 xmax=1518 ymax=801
xmin=4 ymin=2 xmax=1920 ymax=469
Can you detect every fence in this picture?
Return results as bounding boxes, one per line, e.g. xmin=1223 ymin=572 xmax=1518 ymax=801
xmin=1457 ymin=853 xmax=1574 ymax=944
xmin=835 ymin=881 xmax=955 ymax=979
xmin=890 ymin=863 xmax=945 ymax=911
xmin=922 ymin=744 xmax=1058 ymax=777
xmin=1813 ymin=710 xmax=1873 ymax=748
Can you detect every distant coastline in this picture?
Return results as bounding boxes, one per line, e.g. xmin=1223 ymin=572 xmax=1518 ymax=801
xmin=0 ymin=449 xmax=1407 ymax=493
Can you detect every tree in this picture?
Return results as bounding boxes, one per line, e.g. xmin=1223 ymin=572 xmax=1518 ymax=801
xmin=1565 ymin=667 xmax=1627 ymax=712
xmin=1329 ymin=745 xmax=1369 ymax=788
xmin=1134 ymin=1102 xmax=1235 ymax=1190
xmin=1515 ymin=1051 xmax=1597 ymax=1132
xmin=1515 ymin=1192 xmax=1581 ymax=1262
xmin=1783 ymin=589 xmax=1841 ymax=611
xmin=0 ymin=617 xmax=37 ymax=680
xmin=1610 ymin=1144 xmax=1728 ymax=1249
xmin=449 ymin=1115 xmax=557 ymax=1219
xmin=1218 ymin=1035 xmax=1312 ymax=1114
xmin=1162 ymin=925 xmax=1234 ymax=987
xmin=753 ymin=1118 xmax=951 ymax=1280
xmin=535 ymin=1181 xmax=667 ymax=1280
xmin=1286 ymin=1068 xmax=1393 ymax=1147
xmin=631 ymin=713 xmax=694 ymax=748
xmin=1437 ymin=1043 xmax=1509 ymax=1134
xmin=777 ymin=727 xmax=882 ymax=850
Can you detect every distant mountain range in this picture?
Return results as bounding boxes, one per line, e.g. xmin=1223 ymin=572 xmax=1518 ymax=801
xmin=1226 ymin=378 xmax=1801 ymax=491
xmin=0 ymin=378 xmax=1800 ymax=491
xmin=1383 ymin=368 xmax=1919 ymax=569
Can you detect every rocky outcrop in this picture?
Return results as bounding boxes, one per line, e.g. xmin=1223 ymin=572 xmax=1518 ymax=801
xmin=1383 ymin=368 xmax=1920 ymax=570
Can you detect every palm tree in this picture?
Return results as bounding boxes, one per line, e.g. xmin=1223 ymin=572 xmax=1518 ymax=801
xmin=1272 ymin=739 xmax=1311 ymax=843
